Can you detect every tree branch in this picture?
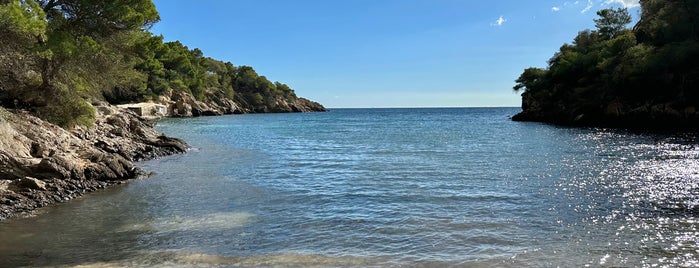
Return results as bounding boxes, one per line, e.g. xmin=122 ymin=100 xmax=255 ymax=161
xmin=39 ymin=0 xmax=61 ymax=14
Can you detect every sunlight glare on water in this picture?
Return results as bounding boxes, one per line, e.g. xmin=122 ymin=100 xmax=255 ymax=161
xmin=1 ymin=108 xmax=698 ymax=267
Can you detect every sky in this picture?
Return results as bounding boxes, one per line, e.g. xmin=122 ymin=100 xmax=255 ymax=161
xmin=150 ymin=0 xmax=641 ymax=108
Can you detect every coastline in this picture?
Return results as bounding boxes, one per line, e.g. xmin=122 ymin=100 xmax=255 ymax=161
xmin=512 ymin=112 xmax=699 ymax=131
xmin=0 ymin=104 xmax=188 ymax=221
xmin=0 ymin=92 xmax=326 ymax=221
xmin=512 ymin=91 xmax=699 ymax=131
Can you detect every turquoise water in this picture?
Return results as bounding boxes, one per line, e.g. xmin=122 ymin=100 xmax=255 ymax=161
xmin=2 ymin=108 xmax=699 ymax=267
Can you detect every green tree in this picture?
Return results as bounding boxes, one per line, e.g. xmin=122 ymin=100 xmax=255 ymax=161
xmin=36 ymin=0 xmax=159 ymax=89
xmin=0 ymin=0 xmax=47 ymax=108
xmin=0 ymin=0 xmax=47 ymax=38
xmin=30 ymin=0 xmax=159 ymax=127
xmin=594 ymin=8 xmax=632 ymax=39
xmin=38 ymin=0 xmax=158 ymax=37
xmin=1 ymin=0 xmax=313 ymax=126
xmin=513 ymin=68 xmax=547 ymax=93
xmin=636 ymin=0 xmax=699 ymax=45
xmin=513 ymin=1 xmax=699 ymax=126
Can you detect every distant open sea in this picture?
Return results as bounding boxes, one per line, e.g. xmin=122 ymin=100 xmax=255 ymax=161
xmin=2 ymin=107 xmax=699 ymax=267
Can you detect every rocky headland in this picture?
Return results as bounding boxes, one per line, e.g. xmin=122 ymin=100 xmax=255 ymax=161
xmin=0 ymin=91 xmax=326 ymax=221
xmin=512 ymin=93 xmax=699 ymax=131
xmin=511 ymin=4 xmax=698 ymax=131
xmin=163 ymin=89 xmax=327 ymax=117
xmin=0 ymin=0 xmax=330 ymax=221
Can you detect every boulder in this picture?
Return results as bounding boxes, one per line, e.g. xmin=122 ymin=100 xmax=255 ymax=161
xmin=173 ymin=101 xmax=193 ymax=117
xmin=33 ymin=156 xmax=82 ymax=181
xmin=9 ymin=177 xmax=46 ymax=191
xmin=0 ymin=105 xmax=189 ymax=221
xmin=30 ymin=142 xmax=54 ymax=158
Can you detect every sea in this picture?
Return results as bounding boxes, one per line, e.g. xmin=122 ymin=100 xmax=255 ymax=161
xmin=1 ymin=107 xmax=699 ymax=267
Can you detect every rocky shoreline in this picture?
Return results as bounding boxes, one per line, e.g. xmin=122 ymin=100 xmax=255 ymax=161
xmin=0 ymin=92 xmax=326 ymax=221
xmin=512 ymin=90 xmax=699 ymax=131
xmin=163 ymin=89 xmax=327 ymax=117
xmin=0 ymin=104 xmax=188 ymax=221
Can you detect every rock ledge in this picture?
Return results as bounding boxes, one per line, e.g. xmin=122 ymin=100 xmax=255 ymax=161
xmin=0 ymin=104 xmax=188 ymax=221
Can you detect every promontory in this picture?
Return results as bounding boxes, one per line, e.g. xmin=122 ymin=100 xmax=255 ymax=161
xmin=512 ymin=1 xmax=699 ymax=130
xmin=0 ymin=0 xmax=325 ymax=220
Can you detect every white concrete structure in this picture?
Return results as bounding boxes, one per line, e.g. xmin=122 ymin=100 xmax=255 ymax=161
xmin=117 ymin=103 xmax=167 ymax=119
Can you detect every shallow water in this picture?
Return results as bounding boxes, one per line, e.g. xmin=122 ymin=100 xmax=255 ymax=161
xmin=1 ymin=108 xmax=699 ymax=267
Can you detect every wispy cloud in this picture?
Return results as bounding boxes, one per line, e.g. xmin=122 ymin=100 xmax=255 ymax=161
xmin=581 ymin=0 xmax=593 ymax=13
xmin=545 ymin=1 xmax=640 ymax=16
xmin=492 ymin=15 xmax=507 ymax=26
xmin=546 ymin=0 xmax=639 ymax=15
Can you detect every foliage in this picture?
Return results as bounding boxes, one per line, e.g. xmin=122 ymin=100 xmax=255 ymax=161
xmin=38 ymin=0 xmax=159 ymax=38
xmin=513 ymin=68 xmax=547 ymax=93
xmin=0 ymin=0 xmax=46 ymax=37
xmin=514 ymin=2 xmax=699 ymax=122
xmin=635 ymin=0 xmax=699 ymax=45
xmin=0 ymin=0 xmax=306 ymax=127
xmin=131 ymin=38 xmax=297 ymax=110
xmin=594 ymin=8 xmax=632 ymax=39
xmin=37 ymin=84 xmax=96 ymax=128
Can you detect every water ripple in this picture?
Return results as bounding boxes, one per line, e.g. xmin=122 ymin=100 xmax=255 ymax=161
xmin=2 ymin=108 xmax=699 ymax=267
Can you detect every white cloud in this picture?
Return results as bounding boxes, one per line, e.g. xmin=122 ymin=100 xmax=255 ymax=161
xmin=581 ymin=0 xmax=593 ymax=13
xmin=493 ymin=15 xmax=506 ymax=26
xmin=605 ymin=0 xmax=640 ymax=8
xmin=544 ymin=1 xmax=640 ymax=16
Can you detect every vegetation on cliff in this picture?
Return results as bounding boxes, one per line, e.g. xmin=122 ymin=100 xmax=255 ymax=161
xmin=513 ymin=0 xmax=699 ymax=128
xmin=0 ymin=0 xmax=323 ymax=128
xmin=0 ymin=0 xmax=325 ymax=221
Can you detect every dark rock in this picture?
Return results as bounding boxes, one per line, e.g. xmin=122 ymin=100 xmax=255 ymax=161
xmin=513 ymin=98 xmax=699 ymax=131
xmin=9 ymin=177 xmax=46 ymax=191
xmin=174 ymin=101 xmax=193 ymax=117
xmin=33 ymin=156 xmax=79 ymax=180
xmin=0 ymin=152 xmax=29 ymax=179
xmin=148 ymin=135 xmax=189 ymax=153
xmin=201 ymin=110 xmax=223 ymax=116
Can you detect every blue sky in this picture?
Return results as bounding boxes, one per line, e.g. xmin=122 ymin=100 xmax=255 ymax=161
xmin=151 ymin=0 xmax=641 ymax=108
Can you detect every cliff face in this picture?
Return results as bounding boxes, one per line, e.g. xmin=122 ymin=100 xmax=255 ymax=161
xmin=0 ymin=104 xmax=188 ymax=220
xmin=512 ymin=90 xmax=699 ymax=130
xmin=161 ymin=90 xmax=326 ymax=117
